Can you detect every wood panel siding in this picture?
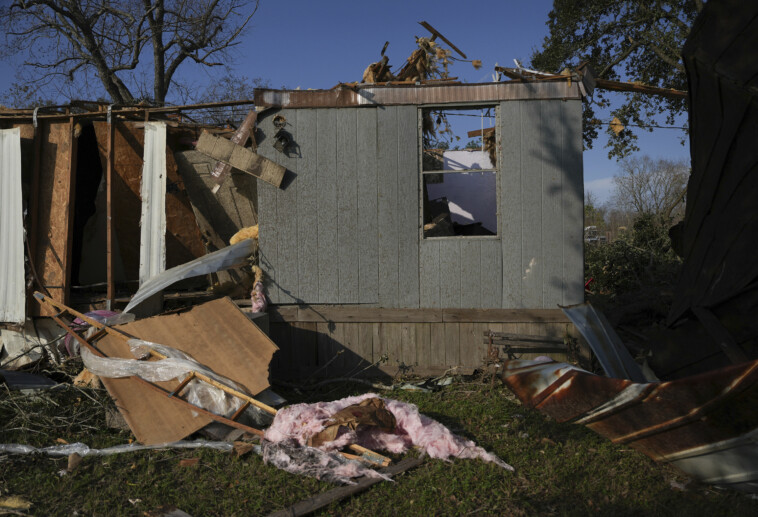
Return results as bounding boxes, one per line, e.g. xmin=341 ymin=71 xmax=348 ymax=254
xmin=268 ymin=317 xmax=576 ymax=379
xmin=257 ymin=106 xmax=417 ymax=306
xmin=258 ymin=99 xmax=581 ymax=309
xmin=418 ymin=99 xmax=583 ymax=309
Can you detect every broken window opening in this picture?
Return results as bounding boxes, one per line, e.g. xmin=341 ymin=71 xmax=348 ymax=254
xmin=421 ymin=107 xmax=497 ymax=238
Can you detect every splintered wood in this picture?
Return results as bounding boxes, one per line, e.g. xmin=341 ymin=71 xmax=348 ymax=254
xmin=195 ymin=131 xmax=285 ymax=188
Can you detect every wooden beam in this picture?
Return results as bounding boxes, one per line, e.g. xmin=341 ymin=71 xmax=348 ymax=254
xmin=467 ymin=127 xmax=496 ymax=138
xmin=419 ymin=21 xmax=467 ymax=59
xmin=195 ymin=131 xmax=285 ymax=188
xmin=105 ymin=116 xmax=115 ymax=309
xmin=27 ymin=121 xmax=43 ymax=315
xmin=63 ymin=112 xmax=78 ymax=305
xmin=594 ymin=78 xmax=687 ymax=99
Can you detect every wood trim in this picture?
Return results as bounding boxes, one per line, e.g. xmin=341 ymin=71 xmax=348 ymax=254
xmin=266 ymin=305 xmax=570 ymax=323
xmin=63 ymin=113 xmax=78 ymax=305
xmin=442 ymin=308 xmax=569 ymax=323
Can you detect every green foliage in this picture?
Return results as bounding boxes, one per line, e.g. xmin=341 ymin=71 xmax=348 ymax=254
xmin=586 ymin=213 xmax=681 ymax=295
xmin=532 ymin=0 xmax=701 ymax=159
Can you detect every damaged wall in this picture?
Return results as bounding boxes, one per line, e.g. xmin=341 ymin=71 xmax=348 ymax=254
xmin=255 ymin=96 xmax=583 ymax=309
xmin=91 ymin=121 xmax=207 ymax=281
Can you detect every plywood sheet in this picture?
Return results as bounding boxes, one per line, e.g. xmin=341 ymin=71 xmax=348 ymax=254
xmin=34 ymin=122 xmax=73 ymax=312
xmin=93 ymin=122 xmax=206 ymax=280
xmin=96 ymin=297 xmax=278 ymax=444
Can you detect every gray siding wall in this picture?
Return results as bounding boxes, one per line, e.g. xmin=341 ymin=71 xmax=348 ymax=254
xmin=258 ymin=99 xmax=583 ymax=309
xmin=501 ymin=98 xmax=584 ymax=308
xmin=419 ymin=99 xmax=584 ymax=309
xmin=257 ymin=106 xmax=419 ymax=306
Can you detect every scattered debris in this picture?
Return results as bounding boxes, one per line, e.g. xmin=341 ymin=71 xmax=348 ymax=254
xmin=0 ymin=370 xmax=57 ymax=391
xmin=0 ymin=440 xmax=233 ymax=457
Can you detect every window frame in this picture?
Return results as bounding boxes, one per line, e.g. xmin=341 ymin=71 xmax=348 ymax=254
xmin=418 ymin=103 xmax=500 ymax=241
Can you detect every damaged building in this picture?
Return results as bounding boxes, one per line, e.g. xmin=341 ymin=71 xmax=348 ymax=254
xmin=0 ymin=73 xmax=586 ymax=379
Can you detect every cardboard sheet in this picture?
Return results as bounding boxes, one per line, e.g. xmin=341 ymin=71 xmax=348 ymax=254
xmin=96 ymin=297 xmax=278 ymax=444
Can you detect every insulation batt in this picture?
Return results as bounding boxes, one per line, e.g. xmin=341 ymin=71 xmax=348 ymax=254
xmin=265 ymin=393 xmax=513 ymax=470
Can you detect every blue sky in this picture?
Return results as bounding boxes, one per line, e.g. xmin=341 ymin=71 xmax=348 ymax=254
xmin=0 ymin=0 xmax=690 ymax=204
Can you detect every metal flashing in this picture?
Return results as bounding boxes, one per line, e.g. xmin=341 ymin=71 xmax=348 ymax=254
xmin=138 ymin=122 xmax=167 ymax=286
xmin=0 ymin=127 xmax=25 ymax=323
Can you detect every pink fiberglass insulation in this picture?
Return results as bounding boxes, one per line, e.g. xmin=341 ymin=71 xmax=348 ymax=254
xmin=265 ymin=393 xmax=513 ymax=471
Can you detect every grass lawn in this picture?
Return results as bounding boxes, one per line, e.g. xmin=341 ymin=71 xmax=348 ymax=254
xmin=2 ymin=371 xmax=757 ymax=516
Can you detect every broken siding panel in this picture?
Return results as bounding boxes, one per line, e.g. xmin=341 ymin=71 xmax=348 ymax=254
xmin=541 ymin=100 xmax=564 ymax=306
xmin=460 ymin=240 xmax=481 ymax=309
xmin=419 ymin=240 xmax=441 ymax=308
xmin=356 ymin=108 xmax=379 ymax=303
xmin=480 ymin=240 xmax=502 ymax=308
xmin=296 ymin=109 xmax=319 ymax=302
xmin=396 ymin=105 xmax=420 ymax=308
xmin=521 ymin=101 xmax=544 ymax=308
xmin=337 ymin=109 xmax=359 ymax=303
xmin=317 ymin=109 xmax=339 ymax=302
xmin=275 ymin=110 xmax=299 ymax=303
xmin=439 ymin=240 xmax=461 ymax=308
xmin=562 ymin=100 xmax=585 ymax=305
xmin=139 ymin=122 xmax=167 ymax=285
xmin=0 ymin=128 xmax=24 ymax=323
xmin=500 ymin=101 xmax=523 ymax=308
xmin=377 ymin=106 xmax=399 ymax=307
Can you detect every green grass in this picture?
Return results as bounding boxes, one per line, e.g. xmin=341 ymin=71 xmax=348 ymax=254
xmin=2 ymin=376 xmax=757 ymax=516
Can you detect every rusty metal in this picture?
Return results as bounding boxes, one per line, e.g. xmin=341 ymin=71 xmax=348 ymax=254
xmin=254 ymin=81 xmax=580 ymax=109
xmin=501 ymin=358 xmax=758 ymax=492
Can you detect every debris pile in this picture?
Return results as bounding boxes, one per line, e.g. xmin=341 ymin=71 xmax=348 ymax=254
xmin=265 ymin=394 xmax=512 ymax=469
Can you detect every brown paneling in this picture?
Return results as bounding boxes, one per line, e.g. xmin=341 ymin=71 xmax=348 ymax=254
xmin=92 ymin=122 xmax=206 ymax=280
xmin=442 ymin=308 xmax=570 ymax=323
xmin=34 ymin=122 xmax=73 ymax=314
xmin=265 ymin=317 xmax=575 ymax=378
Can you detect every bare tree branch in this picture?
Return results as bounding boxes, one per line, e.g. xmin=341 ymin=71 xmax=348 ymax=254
xmin=1 ymin=0 xmax=259 ymax=105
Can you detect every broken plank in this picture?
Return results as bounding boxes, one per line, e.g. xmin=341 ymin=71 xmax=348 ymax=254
xmin=195 ymin=131 xmax=285 ymax=188
xmin=267 ymin=457 xmax=423 ymax=517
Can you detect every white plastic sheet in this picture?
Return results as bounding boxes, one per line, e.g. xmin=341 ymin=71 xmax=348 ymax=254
xmin=80 ymin=338 xmax=252 ymax=418
xmin=0 ymin=440 xmax=233 ymax=457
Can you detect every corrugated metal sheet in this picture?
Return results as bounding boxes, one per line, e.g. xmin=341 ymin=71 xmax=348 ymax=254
xmin=0 ymin=127 xmax=25 ymax=323
xmin=561 ymin=303 xmax=648 ymax=382
xmin=138 ymin=122 xmax=167 ymax=285
xmin=501 ymin=358 xmax=758 ymax=492
xmin=255 ymin=81 xmax=580 ymax=108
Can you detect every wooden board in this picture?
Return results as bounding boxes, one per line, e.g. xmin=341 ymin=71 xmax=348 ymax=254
xmin=34 ymin=122 xmax=73 ymax=312
xmin=96 ymin=297 xmax=278 ymax=444
xmin=174 ymin=150 xmax=258 ymax=246
xmin=195 ymin=131 xmax=285 ymax=187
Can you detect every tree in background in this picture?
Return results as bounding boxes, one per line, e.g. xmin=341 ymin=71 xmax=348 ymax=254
xmin=585 ymin=155 xmax=688 ymax=296
xmin=531 ymin=0 xmax=702 ymax=159
xmin=0 ymin=0 xmax=259 ymax=106
xmin=611 ymin=156 xmax=689 ymax=221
